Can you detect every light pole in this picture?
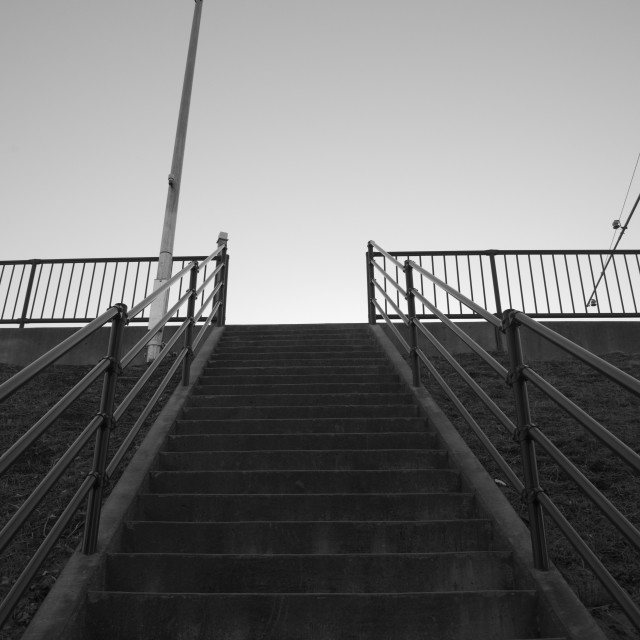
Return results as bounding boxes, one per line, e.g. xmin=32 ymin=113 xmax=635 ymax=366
xmin=147 ymin=0 xmax=204 ymax=361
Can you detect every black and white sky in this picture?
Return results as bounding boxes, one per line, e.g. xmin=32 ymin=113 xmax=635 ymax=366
xmin=2 ymin=1 xmax=640 ymax=323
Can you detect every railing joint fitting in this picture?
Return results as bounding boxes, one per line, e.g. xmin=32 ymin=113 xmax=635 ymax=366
xmin=501 ymin=308 xmax=520 ymax=333
xmin=512 ymin=422 xmax=536 ymax=443
xmin=87 ymin=470 xmax=111 ymax=489
xmin=505 ymin=364 xmax=530 ymax=387
xmin=520 ymin=485 xmax=544 ymax=505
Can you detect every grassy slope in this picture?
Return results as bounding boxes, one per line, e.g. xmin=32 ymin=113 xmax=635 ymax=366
xmin=1 ymin=348 xmax=639 ymax=639
xmin=0 ymin=360 xmax=181 ymax=640
xmin=420 ymin=349 xmax=640 ymax=640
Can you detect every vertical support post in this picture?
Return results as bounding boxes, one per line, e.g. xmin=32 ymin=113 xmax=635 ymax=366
xmin=182 ymin=263 xmax=199 ymax=386
xmin=220 ymin=253 xmax=229 ymax=326
xmin=18 ymin=260 xmax=40 ymax=329
xmin=366 ymin=242 xmax=376 ymax=324
xmin=213 ymin=232 xmax=228 ymax=327
xmin=503 ymin=309 xmax=549 ymax=571
xmin=82 ymin=304 xmax=127 ymax=554
xmin=488 ymin=251 xmax=504 ymax=352
xmin=488 ymin=251 xmax=503 ymax=316
xmin=147 ymin=0 xmax=204 ymax=362
xmin=405 ymin=260 xmax=420 ymax=387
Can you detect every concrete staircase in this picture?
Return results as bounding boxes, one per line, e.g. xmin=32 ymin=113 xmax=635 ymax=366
xmin=83 ymin=324 xmax=564 ymax=639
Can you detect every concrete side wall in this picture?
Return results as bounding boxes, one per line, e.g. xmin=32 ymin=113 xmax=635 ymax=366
xmin=1 ymin=320 xmax=639 ymax=368
xmin=383 ymin=320 xmax=640 ymax=360
xmin=0 ymin=326 xmax=189 ymax=367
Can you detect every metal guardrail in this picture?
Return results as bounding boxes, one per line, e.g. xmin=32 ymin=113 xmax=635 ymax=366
xmin=367 ymin=247 xmax=640 ymax=319
xmin=366 ymin=240 xmax=640 ymax=632
xmin=0 ymin=254 xmax=225 ymax=327
xmin=0 ymin=234 xmax=229 ymax=630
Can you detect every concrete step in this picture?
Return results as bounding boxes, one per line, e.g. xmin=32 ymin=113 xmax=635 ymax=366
xmin=194 ymin=382 xmax=406 ymax=395
xmin=172 ymin=417 xmax=429 ymax=436
xmin=207 ymin=355 xmax=389 ymax=367
xmin=121 ymin=519 xmax=500 ymax=554
xmin=197 ymin=373 xmax=400 ymax=385
xmin=214 ymin=343 xmax=376 ymax=354
xmin=223 ymin=324 xmax=368 ymax=335
xmin=167 ymin=431 xmax=437 ymax=450
xmin=84 ymin=591 xmax=541 ymax=640
xmin=158 ymin=449 xmax=449 ymax=470
xmin=200 ymin=364 xmax=396 ymax=377
xmin=147 ymin=469 xmax=461 ymax=494
xmin=135 ymin=492 xmax=477 ymax=522
xmin=104 ymin=551 xmax=516 ymax=593
xmin=187 ymin=392 xmax=415 ymax=408
xmin=180 ymin=404 xmax=419 ymax=420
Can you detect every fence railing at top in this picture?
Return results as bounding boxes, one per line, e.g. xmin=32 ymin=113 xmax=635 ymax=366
xmin=0 ymin=254 xmax=225 ymax=327
xmin=0 ymin=234 xmax=229 ymax=631
xmin=366 ymin=240 xmax=640 ymax=633
xmin=367 ymin=247 xmax=640 ymax=320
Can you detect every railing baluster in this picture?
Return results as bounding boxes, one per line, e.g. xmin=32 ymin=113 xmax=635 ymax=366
xmin=182 ymin=264 xmax=199 ymax=385
xmin=62 ymin=263 xmax=76 ymax=318
xmin=503 ymin=255 xmax=513 ymax=309
xmin=82 ymin=303 xmax=127 ymax=554
xmin=516 ymin=255 xmax=525 ymax=312
xmin=564 ymin=255 xmax=575 ymax=314
xmin=528 ymin=254 xmax=538 ymax=314
xmin=109 ymin=262 xmax=119 ymax=306
xmin=503 ymin=309 xmax=549 ymax=570
xmin=18 ymin=260 xmax=39 ymax=328
xmin=74 ymin=263 xmax=87 ymax=320
xmin=599 ymin=254 xmax=613 ymax=312
xmin=2 ymin=265 xmax=16 ymax=320
xmin=367 ymin=242 xmax=376 ymax=323
xmin=612 ymin=255 xmax=625 ymax=313
xmin=624 ymin=255 xmax=637 ymax=312
xmin=405 ymin=260 xmax=420 ymax=387
xmin=52 ymin=263 xmax=65 ymax=318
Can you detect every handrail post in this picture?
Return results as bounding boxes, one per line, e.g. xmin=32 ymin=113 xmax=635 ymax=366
xmin=366 ymin=242 xmax=376 ymax=324
xmin=182 ymin=263 xmax=199 ymax=385
xmin=213 ymin=232 xmax=228 ymax=327
xmin=221 ymin=253 xmax=229 ymax=326
xmin=503 ymin=309 xmax=549 ymax=570
xmin=405 ymin=260 xmax=420 ymax=386
xmin=488 ymin=251 xmax=504 ymax=351
xmin=82 ymin=303 xmax=127 ymax=554
xmin=18 ymin=260 xmax=40 ymax=328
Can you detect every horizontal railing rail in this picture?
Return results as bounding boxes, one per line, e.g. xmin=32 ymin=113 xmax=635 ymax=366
xmin=367 ymin=246 xmax=640 ymax=319
xmin=0 ymin=254 xmax=224 ymax=327
xmin=366 ymin=240 xmax=640 ymax=632
xmin=0 ymin=233 xmax=229 ymax=631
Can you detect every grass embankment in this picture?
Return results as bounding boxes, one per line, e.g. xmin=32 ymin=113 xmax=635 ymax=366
xmin=1 ymin=348 xmax=639 ymax=639
xmin=420 ymin=348 xmax=640 ymax=640
xmin=0 ymin=358 xmax=181 ymax=640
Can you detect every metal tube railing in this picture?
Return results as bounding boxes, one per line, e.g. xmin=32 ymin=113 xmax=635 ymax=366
xmin=366 ymin=241 xmax=640 ymax=632
xmin=366 ymin=247 xmax=640 ymax=319
xmin=0 ymin=307 xmax=120 ymax=402
xmin=0 ymin=234 xmax=229 ymax=631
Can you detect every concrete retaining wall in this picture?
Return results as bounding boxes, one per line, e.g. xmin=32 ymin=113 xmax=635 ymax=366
xmin=382 ymin=320 xmax=640 ymax=360
xmin=0 ymin=320 xmax=639 ymax=367
xmin=0 ymin=326 xmax=189 ymax=367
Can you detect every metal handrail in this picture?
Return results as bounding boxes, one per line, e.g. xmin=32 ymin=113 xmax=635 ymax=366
xmin=0 ymin=254 xmax=218 ymax=327
xmin=366 ymin=241 xmax=640 ymax=632
xmin=0 ymin=234 xmax=229 ymax=631
xmin=367 ymin=245 xmax=640 ymax=319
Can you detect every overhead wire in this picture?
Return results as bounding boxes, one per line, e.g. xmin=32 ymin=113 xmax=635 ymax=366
xmin=587 ymin=149 xmax=640 ymax=306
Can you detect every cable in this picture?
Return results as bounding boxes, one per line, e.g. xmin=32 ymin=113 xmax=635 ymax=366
xmin=618 ymin=150 xmax=640 ymax=222
xmin=586 ymin=150 xmax=640 ymax=307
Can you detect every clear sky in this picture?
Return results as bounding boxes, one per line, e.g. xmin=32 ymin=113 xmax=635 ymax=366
xmin=2 ymin=1 xmax=640 ymax=324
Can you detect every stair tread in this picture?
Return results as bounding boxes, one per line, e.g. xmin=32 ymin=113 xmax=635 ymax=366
xmin=73 ymin=324 xmax=561 ymax=639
